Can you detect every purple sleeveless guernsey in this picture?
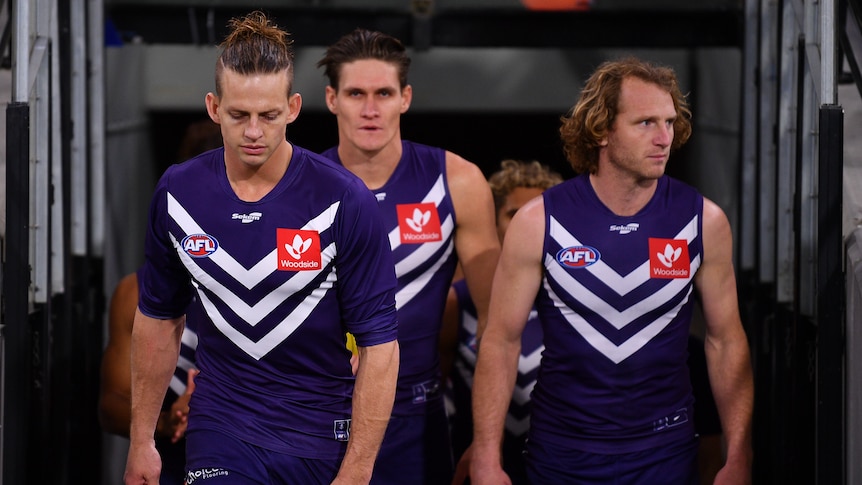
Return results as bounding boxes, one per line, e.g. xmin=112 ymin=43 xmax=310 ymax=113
xmin=322 ymin=141 xmax=459 ymax=417
xmin=138 ymin=146 xmax=398 ymax=460
xmin=530 ymin=174 xmax=702 ymax=455
xmin=450 ymin=279 xmax=543 ymax=439
xmin=449 ymin=279 xmax=542 ymax=482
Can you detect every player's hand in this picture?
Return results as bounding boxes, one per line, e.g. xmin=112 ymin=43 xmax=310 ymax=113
xmin=451 ymin=444 xmax=472 ymax=484
xmin=124 ymin=440 xmax=162 ymax=485
xmin=167 ymin=368 xmax=198 ymax=443
xmin=350 ymin=353 xmax=359 ymax=376
xmin=713 ymin=458 xmax=752 ymax=485
xmin=468 ymin=444 xmax=512 ymax=485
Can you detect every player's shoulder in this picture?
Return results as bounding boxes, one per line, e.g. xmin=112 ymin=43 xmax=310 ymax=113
xmin=661 ymin=174 xmax=704 ymax=200
xmin=442 ymin=149 xmax=484 ymax=185
xmin=516 ymin=193 xmax=547 ymax=222
xmin=160 ymin=148 xmax=223 ymax=185
xmin=701 ymin=196 xmax=731 ymax=235
xmin=294 ymin=145 xmax=370 ymax=192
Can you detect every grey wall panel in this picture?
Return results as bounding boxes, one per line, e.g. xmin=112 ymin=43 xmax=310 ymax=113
xmin=141 ymin=44 xmax=698 ymax=113
xmin=105 ymin=44 xmax=157 ymax=288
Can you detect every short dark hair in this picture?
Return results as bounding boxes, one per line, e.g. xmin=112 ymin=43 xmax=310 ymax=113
xmin=317 ymin=28 xmax=411 ymax=90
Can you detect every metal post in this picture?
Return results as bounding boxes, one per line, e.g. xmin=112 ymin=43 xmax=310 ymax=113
xmin=3 ymin=101 xmax=31 ymax=485
xmin=11 ymin=0 xmax=27 ymax=102
xmin=816 ymin=104 xmax=845 ymax=485
xmin=822 ymin=0 xmax=837 ymax=105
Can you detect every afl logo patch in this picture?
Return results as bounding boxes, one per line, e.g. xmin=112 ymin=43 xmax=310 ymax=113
xmin=556 ymin=245 xmax=600 ymax=268
xmin=181 ymin=234 xmax=219 ymax=258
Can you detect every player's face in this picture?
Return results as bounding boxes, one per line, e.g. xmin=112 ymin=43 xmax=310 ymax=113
xmin=600 ymin=77 xmax=676 ymax=183
xmin=325 ymin=59 xmax=411 ymax=156
xmin=496 ymin=186 xmax=544 ymax=243
xmin=206 ymin=69 xmax=300 ymax=169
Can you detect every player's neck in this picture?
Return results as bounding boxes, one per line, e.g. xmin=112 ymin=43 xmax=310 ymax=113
xmin=225 ymin=141 xmax=292 ymax=202
xmin=338 ymin=140 xmax=402 ymax=191
xmin=589 ymin=171 xmax=658 ymax=217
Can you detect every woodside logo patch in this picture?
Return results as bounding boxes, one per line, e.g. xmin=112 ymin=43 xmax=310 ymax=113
xmin=648 ymin=238 xmax=690 ymax=279
xmin=277 ymin=228 xmax=321 ymax=271
xmin=396 ymin=202 xmax=442 ymax=244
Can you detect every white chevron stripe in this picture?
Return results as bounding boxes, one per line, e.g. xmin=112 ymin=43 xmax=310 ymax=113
xmin=544 ymin=253 xmax=700 ymax=330
xmin=454 ymin=351 xmax=535 ymax=432
xmin=511 ymin=381 xmax=536 ymax=407
xmin=171 ymin=231 xmax=336 ymax=327
xmin=394 ymin=215 xmax=454 ymax=277
xmin=169 ymin=355 xmax=196 ymax=396
xmin=180 ymin=327 xmax=198 ymax=349
xmin=395 ymin=236 xmax=455 ymax=309
xmin=456 ymin=343 xmax=538 ymax=408
xmin=548 ymin=215 xmax=699 ymax=295
xmin=518 ymin=347 xmax=543 ymax=374
xmin=170 ymin=330 xmax=197 ymax=395
xmin=168 ymin=375 xmax=187 ymax=396
xmin=196 ymin=267 xmax=338 ymax=360
xmin=387 ymin=175 xmax=447 ymax=251
xmin=505 ymin=414 xmax=531 ymax=436
xmin=457 ymin=343 xmax=477 ymax=369
xmin=167 ymin=193 xmax=340 ymax=289
xmin=544 ymin=277 xmax=693 ymax=364
xmin=461 ymin=308 xmax=478 ymax=339
xmin=176 ymin=355 xmax=195 ymax=372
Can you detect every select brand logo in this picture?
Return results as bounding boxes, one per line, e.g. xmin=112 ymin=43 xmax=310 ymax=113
xmin=232 ymin=212 xmax=262 ymax=224
xmin=181 ymin=234 xmax=219 ymax=258
xmin=609 ymin=223 xmax=640 ymax=235
xmin=649 ymin=238 xmax=690 ymax=279
xmin=397 ymin=202 xmax=442 ymax=244
xmin=277 ymin=228 xmax=321 ymax=271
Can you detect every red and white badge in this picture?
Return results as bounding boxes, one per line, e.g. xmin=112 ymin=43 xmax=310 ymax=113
xmin=648 ymin=238 xmax=690 ymax=279
xmin=396 ymin=202 xmax=442 ymax=244
xmin=277 ymin=228 xmax=321 ymax=271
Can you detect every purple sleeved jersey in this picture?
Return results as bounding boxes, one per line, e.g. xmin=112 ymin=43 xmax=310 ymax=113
xmin=322 ymin=141 xmax=459 ymax=417
xmin=530 ymin=174 xmax=702 ymax=455
xmin=138 ymin=145 xmax=398 ymax=460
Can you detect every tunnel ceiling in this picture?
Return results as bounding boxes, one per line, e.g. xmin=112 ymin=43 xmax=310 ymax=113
xmin=104 ymin=1 xmax=744 ymax=49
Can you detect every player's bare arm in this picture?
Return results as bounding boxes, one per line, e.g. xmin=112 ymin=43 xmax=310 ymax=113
xmin=467 ymin=197 xmax=545 ymax=485
xmin=124 ymin=310 xmax=185 ymax=485
xmin=334 ymin=340 xmax=400 ymax=485
xmin=696 ymin=197 xmax=754 ymax=485
xmin=445 ymin=151 xmax=501 ymax=339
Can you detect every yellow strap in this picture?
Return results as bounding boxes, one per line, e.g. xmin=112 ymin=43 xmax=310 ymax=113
xmin=345 ymin=332 xmax=358 ymax=354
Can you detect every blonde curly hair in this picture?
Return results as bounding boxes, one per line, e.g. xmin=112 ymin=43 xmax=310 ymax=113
xmin=488 ymin=160 xmax=564 ymax=214
xmin=559 ymin=56 xmax=692 ymax=174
